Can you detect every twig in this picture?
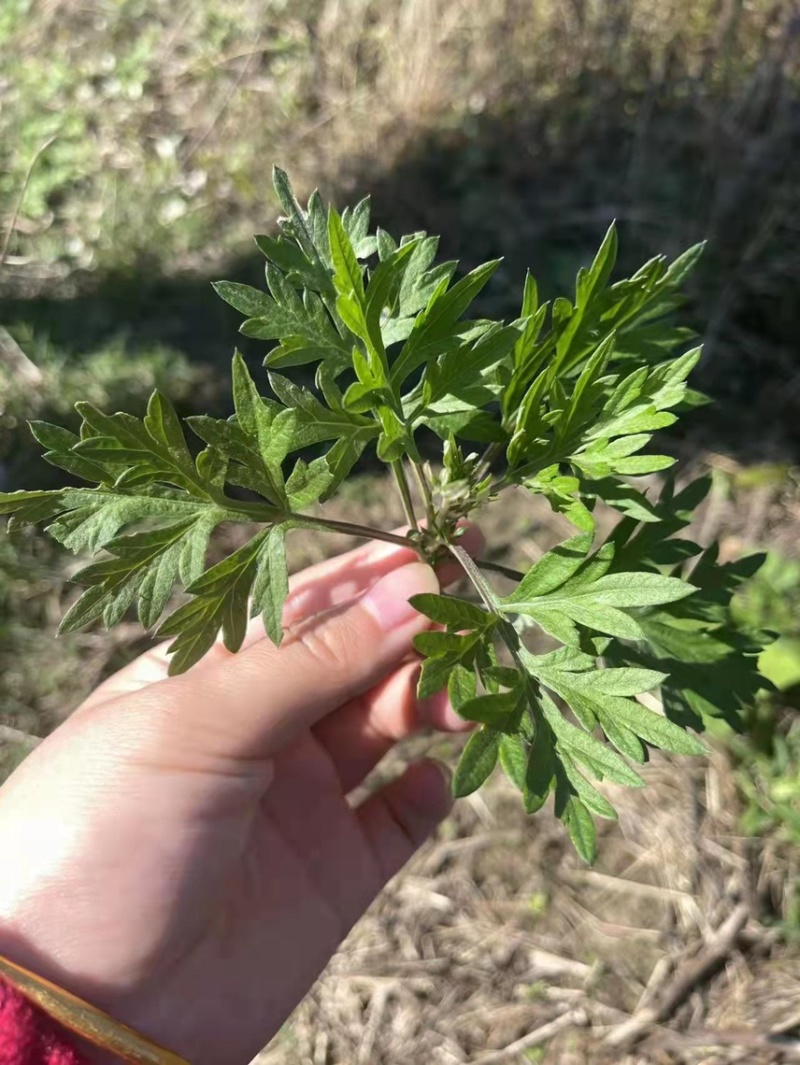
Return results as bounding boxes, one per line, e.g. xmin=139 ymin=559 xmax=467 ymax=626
xmin=182 ymin=49 xmax=256 ymax=164
xmin=472 ymin=1008 xmax=588 ymax=1064
xmin=0 ymin=724 xmax=42 ymax=748
xmin=0 ymin=953 xmax=188 ymax=1064
xmin=447 ymin=542 xmax=499 ymax=614
xmin=357 ymin=985 xmax=391 ymax=1065
xmin=649 ymin=1025 xmax=800 ymax=1061
xmin=410 ymin=460 xmax=436 ymax=528
xmin=266 ymin=507 xmax=522 ymax=584
xmin=0 ymin=326 xmax=43 ymax=388
xmin=0 ymin=136 xmax=57 ymax=275
xmin=391 ymin=460 xmax=419 ymax=531
xmin=573 ymin=868 xmax=698 ymax=906
xmin=602 ymin=902 xmax=750 ymax=1049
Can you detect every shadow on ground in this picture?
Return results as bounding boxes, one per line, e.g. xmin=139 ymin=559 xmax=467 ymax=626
xmin=3 ymin=58 xmax=799 ymax=483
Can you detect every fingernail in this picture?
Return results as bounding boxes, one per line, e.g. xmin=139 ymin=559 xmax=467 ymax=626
xmin=413 ymin=759 xmax=454 ymax=815
xmin=419 ymin=688 xmax=476 ymax=732
xmin=361 ymin=562 xmax=439 ymax=631
xmin=429 ymin=758 xmax=453 ymax=792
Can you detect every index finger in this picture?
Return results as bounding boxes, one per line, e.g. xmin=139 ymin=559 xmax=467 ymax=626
xmin=79 ymin=524 xmax=482 ymax=709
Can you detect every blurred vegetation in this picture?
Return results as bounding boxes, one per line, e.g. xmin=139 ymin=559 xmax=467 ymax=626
xmin=0 ymin=331 xmax=213 ymax=487
xmin=1 ymin=0 xmax=799 ymax=852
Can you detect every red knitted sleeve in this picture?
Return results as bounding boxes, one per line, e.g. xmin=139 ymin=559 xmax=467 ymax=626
xmin=0 ymin=977 xmax=86 ymax=1065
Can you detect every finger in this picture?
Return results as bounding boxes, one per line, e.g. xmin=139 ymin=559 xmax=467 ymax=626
xmin=356 ymin=760 xmax=453 ymax=882
xmin=255 ymin=522 xmax=483 ymax=637
xmin=82 ymin=523 xmax=484 ymax=710
xmin=118 ymin=561 xmax=441 ymax=764
xmin=313 ymin=661 xmax=472 ymax=793
xmin=279 ymin=536 xmax=418 ymax=628
xmin=79 ymin=534 xmax=424 ymax=710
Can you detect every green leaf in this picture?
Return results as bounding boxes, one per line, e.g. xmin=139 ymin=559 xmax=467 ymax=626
xmin=596 ymin=696 xmax=708 ymax=756
xmin=390 ymin=259 xmax=501 ymax=388
xmin=0 ymin=489 xmax=64 ymax=518
xmin=29 ymin=421 xmax=111 ymax=483
xmin=536 ymin=691 xmax=645 ymax=788
xmin=413 ymin=630 xmax=479 ymax=657
xmin=561 ymin=754 xmax=618 ymax=819
xmin=504 ymin=533 xmax=593 ymax=601
xmin=448 ymin=662 xmax=478 ymax=709
xmin=266 ymin=372 xmax=379 ymax=493
xmin=364 ymin=238 xmax=421 ymax=345
xmin=195 ymin=446 xmax=228 ymax=489
xmin=73 ymin=399 xmax=205 ymax=498
xmin=578 ymin=476 xmax=661 ymax=523
xmin=569 ymin=666 xmax=667 ymax=697
xmin=533 ymin=654 xmax=706 ymax=759
xmin=328 ymin=208 xmax=366 ymax=306
xmin=524 ymin=466 xmax=595 ymax=533
xmin=499 ymin=733 xmax=528 ymax=792
xmin=285 ymin=457 xmax=334 ymax=509
xmin=583 ymin=571 xmax=695 ymax=608
xmin=251 ymin=524 xmax=289 ymax=645
xmin=425 ymin=322 xmax=522 ymax=407
xmin=187 ymin=414 xmax=284 ymax=506
xmin=159 ymin=529 xmax=271 ymax=673
xmin=524 ymin=722 xmax=557 ymax=814
xmin=452 ymin=727 xmax=501 ymax=797
xmin=418 ymin=653 xmax=463 ymax=699
xmin=271 ymin=167 xmax=326 ymax=265
xmin=598 ymin=716 xmax=646 ymax=763
xmin=213 ymin=282 xmax=274 ymax=318
xmin=144 ymin=391 xmax=191 ymax=465
xmin=254 ymin=232 xmax=322 ymax=284
xmin=662 ymin=241 xmax=706 ymax=288
xmin=577 ymin=221 xmax=618 ymax=308
xmin=231 ymin=350 xmax=265 ymax=437
xmin=218 ymin=270 xmax=350 ymax=373
xmin=46 ymin=488 xmax=238 ymax=555
xmin=560 ymin=793 xmax=597 ymax=863
xmin=502 ymin=537 xmax=694 ymax=642
xmin=454 ymin=690 xmax=522 ymax=730
xmin=572 ymin=434 xmax=675 ymax=479
xmin=409 ymin=593 xmax=491 ymax=630
xmin=58 ymin=505 xmax=235 ymax=633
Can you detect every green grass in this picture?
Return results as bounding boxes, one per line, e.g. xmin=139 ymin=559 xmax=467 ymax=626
xmin=0 ymin=0 xmax=315 ymax=273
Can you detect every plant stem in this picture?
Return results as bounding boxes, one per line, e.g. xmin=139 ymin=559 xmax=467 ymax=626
xmin=448 ymin=542 xmax=526 ymax=668
xmin=474 ymin=440 xmax=502 ymax=483
xmin=411 ymin=460 xmax=436 ymax=527
xmin=227 ymin=495 xmax=525 ymax=578
xmin=287 ymin=512 xmax=414 ymax=549
xmin=447 ymin=543 xmax=499 ymax=612
xmin=1 ymin=135 xmax=56 ymax=276
xmin=391 ymin=459 xmax=419 ymax=530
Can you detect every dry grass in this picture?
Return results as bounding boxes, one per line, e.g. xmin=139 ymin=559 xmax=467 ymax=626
xmin=253 ymin=748 xmax=799 ymax=1064
xmin=243 ymin=469 xmax=800 ymax=1064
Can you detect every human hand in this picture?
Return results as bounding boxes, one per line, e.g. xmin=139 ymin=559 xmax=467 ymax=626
xmin=0 ymin=533 xmax=478 ymax=1064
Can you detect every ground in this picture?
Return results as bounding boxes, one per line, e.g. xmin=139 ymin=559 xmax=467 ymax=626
xmin=2 ymin=0 xmax=800 ymax=1061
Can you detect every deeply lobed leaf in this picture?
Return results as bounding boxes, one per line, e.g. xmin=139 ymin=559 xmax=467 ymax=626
xmin=1 ymin=168 xmax=774 ymax=861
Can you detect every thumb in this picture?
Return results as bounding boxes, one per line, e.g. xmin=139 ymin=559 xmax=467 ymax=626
xmin=132 ymin=561 xmax=440 ymax=764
